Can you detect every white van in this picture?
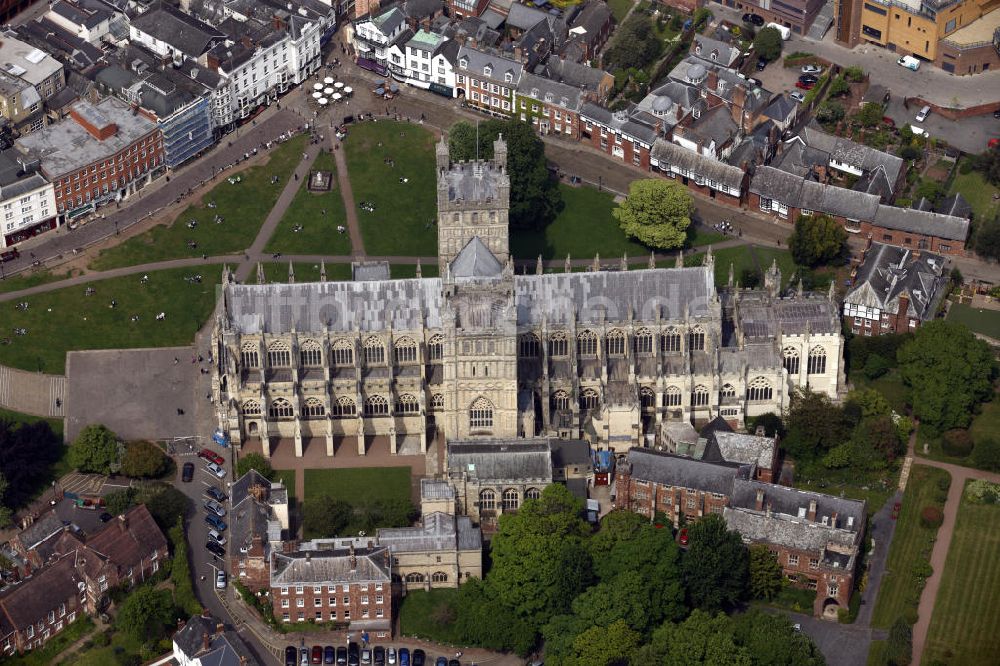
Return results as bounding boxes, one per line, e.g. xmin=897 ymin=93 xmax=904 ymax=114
xmin=897 ymin=55 xmax=921 ymax=71
xmin=915 ymin=105 xmax=931 ymax=122
xmin=766 ymin=22 xmax=791 ymax=40
xmin=908 ymin=125 xmax=929 ymax=137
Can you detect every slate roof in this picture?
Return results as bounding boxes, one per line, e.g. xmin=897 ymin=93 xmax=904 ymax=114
xmin=369 ymin=7 xmax=406 ymax=35
xmin=723 ymin=506 xmax=859 ymax=557
xmin=51 ymin=0 xmax=110 ymax=29
xmin=506 ymin=2 xmax=548 ymax=30
xmin=451 ymin=236 xmax=504 ymax=278
xmin=173 ymin=614 xmax=259 ymax=666
xmin=16 ymin=512 xmax=64 ymax=551
xmin=15 ymin=18 xmax=102 ymax=70
xmin=844 ymin=242 xmax=945 ymax=320
xmin=271 ymin=547 xmax=391 ymax=586
xmin=624 ymin=448 xmax=743 ymax=495
xmin=129 ymin=2 xmax=224 ymax=57
xmin=0 ymin=553 xmax=80 ymax=636
xmin=705 ymin=432 xmax=775 ymax=469
xmin=800 ymin=124 xmax=904 ymax=189
xmin=516 ymin=71 xmax=583 ymax=111
xmin=580 ymin=102 xmax=658 ymax=145
xmin=536 ymin=57 xmax=610 ymax=93
xmin=730 ymin=477 xmax=866 ymax=530
xmin=421 ymin=479 xmax=456 ymax=500
xmin=691 ymin=34 xmax=740 ymax=67
xmin=456 ymin=45 xmax=523 ymax=82
xmin=935 ymin=193 xmax=972 ymax=219
xmin=651 ymin=139 xmax=744 ymax=191
xmin=679 ymin=105 xmax=738 ymax=148
xmin=750 ymin=166 xmax=881 ymax=220
xmin=568 ymin=1 xmax=611 ymax=40
xmin=738 ymin=295 xmax=841 ymax=337
xmin=762 ymin=94 xmax=797 ymax=124
xmin=872 ymin=205 xmax=970 ymax=241
xmin=447 ymin=438 xmax=553 ymax=481
xmin=231 ymin=469 xmax=272 ymax=508
xmin=550 ymin=439 xmax=591 ymax=468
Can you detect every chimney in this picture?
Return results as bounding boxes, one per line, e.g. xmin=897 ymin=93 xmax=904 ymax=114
xmin=216 ymin=622 xmax=225 ymax=636
xmin=754 ymin=489 xmax=765 ymax=512
xmin=807 ymin=500 xmax=817 ymax=522
xmin=367 ymin=540 xmax=373 ymax=550
xmin=202 ymin=632 xmax=211 ymax=652
xmin=706 ymin=68 xmax=718 ymax=92
xmin=349 ymin=543 xmax=357 ymax=569
xmin=765 ymin=501 xmax=772 ymax=517
xmin=755 ymin=425 xmax=765 ymax=437
xmin=306 ymin=552 xmax=312 ymax=564
xmin=118 ymin=513 xmax=127 ymax=532
xmin=830 ymin=511 xmax=839 ymax=528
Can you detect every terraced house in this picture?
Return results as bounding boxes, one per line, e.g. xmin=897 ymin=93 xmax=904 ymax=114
xmin=455 ymin=45 xmax=523 ymax=116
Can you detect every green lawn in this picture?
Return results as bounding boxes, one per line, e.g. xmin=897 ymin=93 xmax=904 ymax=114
xmin=608 ymin=0 xmax=634 ymax=22
xmin=264 ymin=150 xmax=352 ymax=255
xmin=0 ymin=266 xmax=219 ymax=373
xmin=850 ymin=370 xmax=910 ymax=415
xmin=90 ymin=135 xmax=308 ymax=269
xmin=925 ymin=484 xmax=1000 ymax=664
xmin=871 ymin=465 xmax=950 ymax=628
xmin=399 ymin=588 xmax=462 ymax=643
xmin=72 ymin=629 xmax=145 ymax=666
xmin=949 ymin=159 xmax=999 ymax=222
xmin=303 ymin=466 xmax=411 ymax=504
xmin=970 ymin=397 xmax=1000 ymax=448
xmin=947 ymin=302 xmax=1000 ymax=340
xmin=344 ymin=121 xmax=438 ymax=256
xmin=0 ymin=407 xmax=64 ymax=438
xmin=752 ymin=247 xmax=798 ymax=287
xmin=255 ymin=261 xmax=352 ymax=284
xmin=274 ymin=469 xmax=297 ymax=510
xmin=0 ymin=268 xmax=76 ymax=295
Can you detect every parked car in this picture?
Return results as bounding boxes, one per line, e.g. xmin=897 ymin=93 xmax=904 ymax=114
xmin=908 ymin=124 xmax=929 ymax=137
xmin=387 ymin=648 xmax=397 ymax=665
xmin=374 ymin=646 xmax=385 ymax=666
xmin=756 ymin=57 xmax=768 ymax=71
xmin=412 ymin=649 xmax=426 ymax=666
xmin=206 ymin=541 xmax=226 ymax=557
xmin=337 ymin=647 xmax=348 ymax=666
xmin=348 ymin=643 xmax=360 ymax=666
xmin=795 ymin=80 xmax=815 ymax=90
xmin=207 ymin=529 xmax=227 ymax=546
xmin=198 ymin=448 xmax=226 ymax=465
xmin=398 ymin=648 xmax=410 ymax=666
xmin=679 ymin=528 xmax=689 ymax=546
xmin=897 ymin=55 xmax=921 ymax=70
xmin=206 ymin=462 xmax=226 ymax=479
xmin=790 ymin=91 xmax=806 ymax=103
xmin=312 ymin=646 xmax=323 ymax=665
xmin=325 ymin=646 xmax=336 ymax=665
xmin=361 ymin=648 xmax=372 ymax=665
xmin=99 ymin=512 xmax=113 ymax=523
xmin=301 ymin=648 xmax=310 ymax=666
xmin=798 ymin=74 xmax=818 ymax=84
xmin=915 ymin=105 xmax=931 ymax=122
xmin=216 ymin=570 xmax=227 ymax=589
xmin=182 ymin=462 xmax=195 ymax=482
xmin=801 ymin=64 xmax=823 ymax=74
xmin=205 ymin=514 xmax=227 ymax=532
xmin=742 ymin=12 xmax=765 ymax=25
xmin=435 ymin=658 xmax=447 ymax=666
xmin=204 ymin=499 xmax=226 ymax=517
xmin=287 ymin=646 xmax=299 ymax=666
xmin=205 ymin=486 xmax=227 ymax=502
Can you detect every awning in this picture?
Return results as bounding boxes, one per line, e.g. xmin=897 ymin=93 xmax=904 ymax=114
xmin=66 ymin=205 xmax=93 ymax=220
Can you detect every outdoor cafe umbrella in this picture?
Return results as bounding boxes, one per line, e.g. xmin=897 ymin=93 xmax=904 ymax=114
xmin=318 ymin=97 xmax=328 ymax=105
xmin=343 ymin=87 xmax=353 ymax=95
xmin=334 ymin=81 xmax=345 ymax=89
xmin=332 ymin=92 xmax=342 ymax=101
xmin=324 ymin=76 xmax=334 ymax=85
xmin=389 ymin=83 xmax=399 ymax=93
xmin=324 ymin=87 xmax=334 ymax=95
xmin=313 ymin=82 xmax=323 ymax=90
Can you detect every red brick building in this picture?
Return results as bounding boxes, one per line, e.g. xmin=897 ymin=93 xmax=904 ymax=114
xmin=14 ymin=98 xmax=163 ymax=220
xmin=270 ymin=545 xmax=393 ymax=638
xmin=650 ymin=138 xmax=746 ymax=206
xmin=0 ymin=553 xmax=84 ymax=655
xmin=580 ymin=103 xmax=659 ymax=170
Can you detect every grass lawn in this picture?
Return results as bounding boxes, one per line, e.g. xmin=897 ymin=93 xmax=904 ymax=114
xmin=344 ymin=121 xmax=438 ymax=256
xmin=72 ymin=629 xmax=145 ymax=666
xmin=6 ymin=616 xmax=95 ymax=666
xmin=949 ymin=159 xmax=999 ymax=222
xmin=0 ymin=406 xmax=64 ymax=438
xmin=688 ymin=227 xmax=727 ymax=248
xmin=970 ymin=397 xmax=1000 ymax=448
xmin=0 ymin=266 xmax=219 ymax=374
xmin=608 ymin=0 xmax=634 ymax=22
xmin=752 ymin=247 xmax=798 ymax=287
xmin=255 ymin=261 xmax=352 ymax=284
xmin=947 ymin=302 xmax=1000 ymax=340
xmin=274 ymin=469 xmax=297 ymax=509
xmin=850 ymin=370 xmax=910 ymax=415
xmin=90 ymin=135 xmax=308 ymax=270
xmin=0 ymin=268 xmax=76 ymax=295
xmin=264 ymin=150 xmax=351 ymax=255
xmin=925 ymin=484 xmax=1000 ymax=664
xmin=870 ymin=465 xmax=950 ymax=628
xmin=399 ymin=588 xmax=462 ymax=643
xmin=754 ymin=583 xmax=817 ymax=615
xmin=303 ymin=466 xmax=411 ymax=504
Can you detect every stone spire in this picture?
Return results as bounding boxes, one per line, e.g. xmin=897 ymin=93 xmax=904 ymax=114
xmin=319 ymin=260 xmax=327 ymax=282
xmin=797 ymin=278 xmax=803 ymax=298
xmin=565 ymin=254 xmax=572 ymax=273
xmin=435 ymin=133 xmax=449 ymax=171
xmin=256 ymin=262 xmax=265 ymax=285
xmin=537 ymin=255 xmax=544 ymax=275
xmin=648 ymin=252 xmax=655 ymax=269
xmin=764 ymin=259 xmax=781 ymax=299
xmin=415 ymin=258 xmax=422 ymax=279
xmin=828 ymin=280 xmax=835 ymax=301
xmin=288 ymin=262 xmax=295 ymax=284
xmin=704 ymin=245 xmax=714 ymax=268
xmin=728 ymin=262 xmax=734 ymax=287
xmin=493 ymin=133 xmax=507 ymax=170
xmin=621 ymin=253 xmax=628 ymax=271
xmin=675 ymin=250 xmax=683 ymax=268
xmin=592 ymin=253 xmax=600 ymax=272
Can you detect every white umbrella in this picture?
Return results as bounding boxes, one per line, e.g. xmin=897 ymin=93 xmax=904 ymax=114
xmin=334 ymin=81 xmax=345 ymax=89
xmin=324 ymin=76 xmax=334 ymax=85
xmin=324 ymin=87 xmax=334 ymax=95
xmin=332 ymin=92 xmax=342 ymax=101
xmin=343 ymin=87 xmax=353 ymax=95
xmin=318 ymin=97 xmax=328 ymax=105
xmin=312 ymin=91 xmax=322 ymax=99
xmin=313 ymin=82 xmax=323 ymax=90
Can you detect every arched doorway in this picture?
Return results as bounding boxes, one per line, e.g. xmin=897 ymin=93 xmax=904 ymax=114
xmin=822 ymin=597 xmax=840 ymax=619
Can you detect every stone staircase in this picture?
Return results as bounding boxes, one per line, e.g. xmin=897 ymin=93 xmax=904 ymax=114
xmin=807 ymin=1 xmax=835 ymax=40
xmin=0 ymin=364 xmax=66 ymax=418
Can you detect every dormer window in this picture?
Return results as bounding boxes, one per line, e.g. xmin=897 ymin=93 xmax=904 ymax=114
xmin=693 ymin=109 xmax=701 ymax=119
xmin=460 ymin=57 xmax=468 ymax=68
xmin=505 ymin=71 xmax=513 ymax=83
xmin=695 ymin=44 xmax=702 ymax=54
xmin=544 ymin=92 xmax=553 ymax=102
xmin=483 ymin=65 xmax=492 ymax=77
xmin=711 ymin=51 xmax=718 ymax=61
xmin=718 ymin=80 xmax=725 ymax=92
xmin=531 ymin=87 xmax=539 ymax=96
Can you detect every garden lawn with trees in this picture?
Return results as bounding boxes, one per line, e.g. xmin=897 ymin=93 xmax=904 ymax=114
xmin=264 ymin=150 xmax=351 ymax=255
xmin=613 ymin=179 xmax=694 ymax=250
xmin=0 ymin=414 xmax=65 ymax=528
xmin=301 ymin=467 xmax=415 ymax=538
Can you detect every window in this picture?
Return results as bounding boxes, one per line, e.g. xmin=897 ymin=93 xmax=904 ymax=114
xmin=747 ymin=377 xmax=773 ymax=402
xmin=634 ymin=328 xmax=653 ymax=354
xmin=809 ymin=558 xmax=819 ymax=569
xmin=525 ymin=487 xmax=541 ymax=500
xmin=606 ymin=329 xmax=626 ymax=356
xmin=427 ymin=334 xmax=444 ymax=361
xmin=519 ymin=333 xmax=540 ymax=357
xmin=479 ymin=489 xmax=496 ymax=510
xmin=365 ymin=395 xmax=389 ymax=417
xmin=580 ymin=388 xmax=600 ymax=410
xmin=396 ymin=394 xmax=420 ymax=414
xmin=432 ymin=571 xmax=448 ymax=583
xmin=782 ymin=347 xmax=800 ymax=375
xmin=394 ymin=337 xmax=418 ymax=364
xmin=692 ymin=385 xmax=710 ymax=407
xmin=686 ymin=497 xmax=696 ymax=509
xmin=242 ymin=400 xmax=261 ymax=416
xmin=267 ymin=341 xmax=291 ymax=367
xmin=303 ymin=398 xmax=325 ymax=418
xmin=470 ymin=397 xmax=494 ymax=429
xmin=240 ymin=342 xmax=260 ymax=368
xmin=552 ymin=390 xmax=570 ymax=411
xmin=577 ymin=330 xmax=598 ymax=356
xmin=720 ymin=383 xmax=736 ymax=400
xmin=300 ymin=340 xmax=322 ymax=366
xmin=549 ymin=331 xmax=568 ymax=357
xmin=688 ymin=326 xmax=706 ymax=351
xmin=639 ymin=387 xmax=656 ymax=410
xmin=808 ymin=346 xmax=827 ymax=374
xmin=269 ymin=397 xmax=294 ymax=419
xmin=406 ymin=572 xmax=425 ymax=583
xmin=364 ymin=336 xmax=385 ymax=364
xmin=314 ymin=598 xmax=323 ymax=607
xmin=664 ymin=386 xmax=682 ymax=407
xmin=502 ymin=488 xmax=519 ymax=510
xmin=827 ymin=582 xmax=839 ymax=597
xmin=332 ymin=396 xmax=356 ymax=419
xmin=661 ymin=328 xmax=682 ymax=353
xmin=296 ymin=598 xmax=305 ymax=607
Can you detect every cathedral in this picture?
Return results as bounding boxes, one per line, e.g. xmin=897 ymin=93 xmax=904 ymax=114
xmin=211 ymin=135 xmax=844 ymax=458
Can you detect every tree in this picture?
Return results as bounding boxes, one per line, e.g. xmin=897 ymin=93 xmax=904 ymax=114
xmin=68 ymin=424 xmax=120 ymax=475
xmin=104 ymin=487 xmax=138 ymax=516
xmin=827 ymin=76 xmax=850 ymax=97
xmin=914 ymin=178 xmax=946 ymax=204
xmin=788 ymin=215 xmax=847 ymax=267
xmin=844 ymin=65 xmax=865 ymax=82
xmin=612 ymin=179 xmax=693 ymax=250
xmin=236 ymin=452 xmax=274 ymax=479
xmin=140 ymin=485 xmax=191 ymax=530
xmin=121 ymin=441 xmax=169 ymax=478
xmin=972 ymin=438 xmax=1000 ymax=472
xmin=857 ymin=102 xmax=884 ymax=128
xmin=568 ymin=620 xmax=641 ymax=666
xmin=681 ymin=514 xmax=749 ymax=612
xmin=974 ymin=215 xmax=1000 ymax=261
xmin=453 ymin=579 xmax=536 ymax=655
xmin=637 ymin=611 xmax=754 ymax=666
xmin=605 ymin=15 xmax=662 ymax=70
xmin=115 ymin=586 xmax=175 ymax=641
xmin=0 ymin=475 xmax=11 ymax=528
xmin=816 ymin=101 xmax=845 ymax=124
xmin=748 ymin=544 xmax=782 ymax=600
xmin=448 ymin=119 xmax=562 ymax=231
xmin=886 ymin=616 xmax=913 ymax=666
xmin=731 ymin=610 xmax=826 ymax=666
xmin=783 ymin=389 xmax=855 ymax=461
xmin=302 ymin=495 xmax=353 ymax=538
xmin=971 ymin=145 xmax=1000 ymax=186
xmin=753 ymin=27 xmax=783 ymax=61
xmin=897 ymin=321 xmax=996 ymax=431
xmin=0 ymin=418 xmax=62 ymax=509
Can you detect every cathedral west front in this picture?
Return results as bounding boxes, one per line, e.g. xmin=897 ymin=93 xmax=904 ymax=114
xmin=211 ymin=135 xmax=844 ymax=458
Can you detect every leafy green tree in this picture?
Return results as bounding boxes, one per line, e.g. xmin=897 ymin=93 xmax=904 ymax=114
xmin=453 ymin=579 xmax=536 ymax=655
xmin=748 ymin=544 xmax=782 ymax=600
xmin=68 ymin=424 xmax=120 ymax=474
xmin=972 ymin=438 xmax=1000 ymax=472
xmin=140 ymin=485 xmax=191 ymax=530
xmin=636 ymin=611 xmax=754 ymax=666
xmin=754 ymin=27 xmax=783 ymax=61
xmin=115 ymin=586 xmax=175 ymax=641
xmin=844 ymin=65 xmax=865 ymax=82
xmin=914 ymin=178 xmax=946 ymax=204
xmin=783 ymin=389 xmax=855 ymax=461
xmin=828 ymin=76 xmax=850 ymax=97
xmin=302 ymin=495 xmax=354 ymax=537
xmin=681 ymin=514 xmax=749 ymax=611
xmin=816 ymin=101 xmax=845 ymax=124
xmin=974 ymin=214 xmax=1000 ymax=261
xmin=897 ymin=321 xmax=996 ymax=431
xmin=568 ymin=620 xmax=641 ymax=666
xmin=448 ymin=119 xmax=562 ymax=231
xmin=864 ymin=353 xmax=892 ymax=379
xmin=570 ymin=571 xmax=660 ymax=635
xmin=886 ymin=616 xmax=913 ymax=666
xmin=605 ymin=15 xmax=662 ymax=70
xmin=105 ymin=487 xmax=138 ymax=516
xmin=857 ymin=102 xmax=884 ymax=127
xmin=847 ymin=388 xmax=891 ymax=418
xmin=0 ymin=475 xmax=11 ymax=528
xmin=121 ymin=441 xmax=169 ymax=478
xmin=236 ymin=452 xmax=274 ymax=479
xmin=731 ymin=610 xmax=826 ymax=666
xmin=612 ymin=179 xmax=693 ymax=249
xmin=971 ymin=145 xmax=1000 ymax=186
xmin=0 ymin=418 xmax=62 ymax=510
xmin=788 ymin=214 xmax=847 ymax=267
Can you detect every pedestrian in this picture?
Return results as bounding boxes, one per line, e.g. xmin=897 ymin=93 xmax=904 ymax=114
xmin=177 ymin=408 xmax=184 ymax=415
xmin=174 ymin=357 xmax=180 ymax=364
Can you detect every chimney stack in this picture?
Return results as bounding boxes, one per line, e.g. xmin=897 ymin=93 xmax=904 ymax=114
xmin=754 ymin=489 xmax=764 ymax=512
xmin=202 ymin=632 xmax=211 ymax=652
xmin=349 ymin=543 xmax=357 ymax=569
xmin=807 ymin=500 xmax=817 ymax=522
xmin=216 ymin=622 xmax=225 ymax=636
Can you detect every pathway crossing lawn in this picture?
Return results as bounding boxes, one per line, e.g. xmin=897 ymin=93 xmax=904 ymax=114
xmin=303 ymin=467 xmax=411 ymax=504
xmin=255 ymin=261 xmax=352 ymax=283
xmin=344 ymin=121 xmax=438 ymax=256
xmin=90 ymin=135 xmax=308 ymax=270
xmin=925 ymin=487 xmax=1000 ymax=665
xmin=264 ymin=150 xmax=351 ymax=255
xmin=946 ymin=302 xmax=1000 ymax=340
xmin=870 ymin=465 xmax=950 ymax=628
xmin=0 ymin=268 xmax=75 ymax=295
xmin=0 ymin=266 xmax=219 ymax=374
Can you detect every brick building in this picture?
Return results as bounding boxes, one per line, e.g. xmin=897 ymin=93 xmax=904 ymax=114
xmin=580 ymin=103 xmax=659 ymax=170
xmin=15 ymin=98 xmax=163 ymax=222
xmin=455 ymin=46 xmax=523 ymax=117
xmin=0 ymin=553 xmax=83 ymax=655
xmin=515 ymin=72 xmax=584 ymax=138
xmin=270 ymin=545 xmax=393 ymax=638
xmin=229 ymin=470 xmax=290 ymax=592
xmin=650 ymin=138 xmax=746 ymax=206
xmin=843 ymin=242 xmax=947 ymax=336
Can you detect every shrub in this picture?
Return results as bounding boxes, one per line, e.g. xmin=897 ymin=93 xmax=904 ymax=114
xmin=902 ymin=607 xmax=919 ymax=626
xmin=936 ymin=475 xmax=951 ymax=493
xmin=864 ymin=354 xmax=891 ymax=379
xmin=972 ymin=438 xmax=1000 ymax=472
xmin=844 ymin=65 xmax=865 ymax=82
xmin=941 ymin=429 xmax=974 ymax=457
xmin=965 ymin=479 xmax=1000 ymax=504
xmin=919 ymin=506 xmax=943 ymax=529
xmin=900 ymin=145 xmax=921 ymax=161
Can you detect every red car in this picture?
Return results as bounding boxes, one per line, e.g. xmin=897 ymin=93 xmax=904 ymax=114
xmin=795 ymin=80 xmax=815 ymax=90
xmin=882 ymin=116 xmax=896 ymax=128
xmin=989 ymin=138 xmax=1000 ymax=149
xmin=678 ymin=528 xmax=689 ymax=546
xmin=312 ymin=645 xmax=323 ymax=664
xmin=198 ymin=448 xmax=225 ymax=466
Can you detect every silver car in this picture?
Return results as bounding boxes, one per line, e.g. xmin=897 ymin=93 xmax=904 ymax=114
xmin=204 ymin=499 xmax=226 ymax=517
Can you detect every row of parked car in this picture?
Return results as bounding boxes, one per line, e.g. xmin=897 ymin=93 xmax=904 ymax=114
xmin=286 ymin=645 xmax=463 ymax=666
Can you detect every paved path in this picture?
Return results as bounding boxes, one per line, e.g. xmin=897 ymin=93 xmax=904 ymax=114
xmin=0 ymin=363 xmax=65 ymax=417
xmin=332 ymin=141 xmax=366 ymax=256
